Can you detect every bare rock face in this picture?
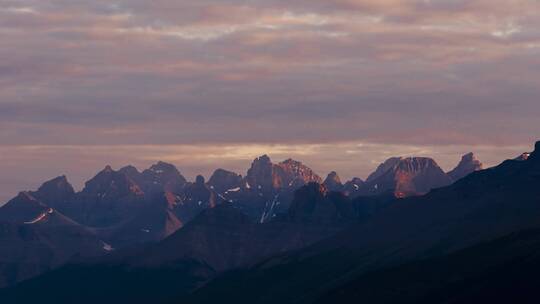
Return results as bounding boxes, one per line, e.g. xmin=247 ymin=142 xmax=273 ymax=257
xmin=141 ymin=161 xmax=187 ymax=194
xmin=275 ymin=159 xmax=323 ymax=189
xmin=174 ymin=175 xmax=219 ymax=223
xmin=366 ymin=157 xmax=403 ymax=183
xmin=32 ymin=176 xmax=75 ymax=208
xmin=364 ymin=157 xmax=452 ymax=197
xmin=73 ymin=166 xmax=146 ymax=227
xmin=207 ymin=169 xmax=243 ymax=194
xmin=118 ymin=165 xmax=144 ymax=185
xmin=245 ymin=155 xmax=275 ymax=192
xmin=243 ymin=155 xmax=323 ymax=222
xmin=82 ymin=165 xmax=144 ymax=198
xmin=447 ymin=152 xmax=483 ymax=182
xmin=323 ymin=171 xmax=344 ymax=192
xmin=245 ymin=155 xmax=322 ymax=193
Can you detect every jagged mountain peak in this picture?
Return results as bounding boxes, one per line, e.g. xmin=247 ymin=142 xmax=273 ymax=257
xmin=325 ymin=171 xmax=341 ymax=182
xmin=279 ymin=158 xmax=300 ymax=166
xmin=177 ymin=174 xmax=219 ymax=222
xmin=255 ymin=154 xmax=272 ymax=163
xmin=366 ymin=157 xmax=403 ymax=183
xmin=119 ymin=165 xmax=140 ymax=175
xmin=323 ymin=171 xmax=343 ymax=191
xmin=246 ymin=155 xmax=275 ymax=191
xmin=529 ymin=141 xmax=540 ymax=161
xmin=369 ymin=156 xmax=445 ymax=177
xmin=34 ymin=175 xmax=75 ymax=207
xmin=89 ymin=165 xmax=118 ymax=181
xmin=208 ymin=168 xmax=241 ymax=178
xmin=141 ymin=161 xmax=187 ymax=193
xmin=42 ymin=174 xmax=68 ymax=184
xmin=462 ymin=152 xmax=476 ymax=160
xmin=448 ymin=152 xmax=483 ymax=182
xmin=365 ymin=156 xmax=451 ymax=197
xmin=149 ymin=161 xmax=177 ymax=171
xmin=395 ymin=157 xmax=439 ymax=171
xmin=248 ymin=155 xmax=273 ymax=171
xmin=82 ymin=166 xmax=144 ymax=197
xmin=208 ymin=169 xmax=243 ymax=193
xmin=37 ymin=175 xmax=74 ymax=194
xmin=275 ymin=159 xmax=322 ymax=186
xmin=195 ymin=175 xmax=205 ymax=185
xmin=0 ymin=192 xmax=50 ymax=223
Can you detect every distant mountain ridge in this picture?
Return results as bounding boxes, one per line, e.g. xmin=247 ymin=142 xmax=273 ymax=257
xmin=447 ymin=152 xmax=483 ymax=181
xmin=360 ymin=156 xmax=455 ymax=197
xmin=0 ymin=150 xmax=487 ymax=289
xmin=3 ymin=141 xmax=538 ymax=303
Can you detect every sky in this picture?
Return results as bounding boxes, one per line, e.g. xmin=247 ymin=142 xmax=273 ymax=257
xmin=1 ymin=0 xmax=539 ymax=203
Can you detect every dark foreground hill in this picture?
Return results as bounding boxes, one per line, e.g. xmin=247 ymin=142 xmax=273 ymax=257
xmin=314 ymin=227 xmax=540 ymax=304
xmin=190 ymin=226 xmax=540 ymax=304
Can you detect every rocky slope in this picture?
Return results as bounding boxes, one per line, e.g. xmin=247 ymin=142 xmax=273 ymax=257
xmin=323 ymin=171 xmax=343 ymax=192
xmin=447 ymin=152 xmax=483 ymax=181
xmin=207 ymin=169 xmax=243 ymax=194
xmin=363 ymin=157 xmax=452 ymax=197
xmin=0 ymin=192 xmax=107 ymax=288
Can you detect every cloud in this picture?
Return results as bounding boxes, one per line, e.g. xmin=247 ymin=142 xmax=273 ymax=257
xmin=0 ymin=0 xmax=539 ymax=198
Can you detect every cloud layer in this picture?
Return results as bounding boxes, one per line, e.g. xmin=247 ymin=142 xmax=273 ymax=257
xmin=0 ymin=0 xmax=539 ymax=200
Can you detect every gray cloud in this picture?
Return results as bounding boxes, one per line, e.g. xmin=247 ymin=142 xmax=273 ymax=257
xmin=0 ymin=0 xmax=539 ymax=199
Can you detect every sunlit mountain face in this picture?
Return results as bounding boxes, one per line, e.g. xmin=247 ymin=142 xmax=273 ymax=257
xmin=0 ymin=1 xmax=539 ymax=303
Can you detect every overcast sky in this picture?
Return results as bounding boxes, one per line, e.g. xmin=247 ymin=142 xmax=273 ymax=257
xmin=1 ymin=0 xmax=539 ymax=203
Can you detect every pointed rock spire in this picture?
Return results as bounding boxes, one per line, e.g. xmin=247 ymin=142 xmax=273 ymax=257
xmin=34 ymin=175 xmax=75 ymax=207
xmin=323 ymin=171 xmax=343 ymax=191
xmin=447 ymin=152 xmax=483 ymax=182
xmin=529 ymin=141 xmax=540 ymax=161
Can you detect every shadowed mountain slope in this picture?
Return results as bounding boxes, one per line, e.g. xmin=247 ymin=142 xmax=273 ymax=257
xmin=0 ymin=199 xmax=343 ymax=303
xmin=447 ymin=152 xmax=483 ymax=182
xmin=0 ymin=193 xmax=107 ymax=288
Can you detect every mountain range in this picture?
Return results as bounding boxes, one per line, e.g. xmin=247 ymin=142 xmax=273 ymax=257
xmin=3 ymin=144 xmax=536 ymax=304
